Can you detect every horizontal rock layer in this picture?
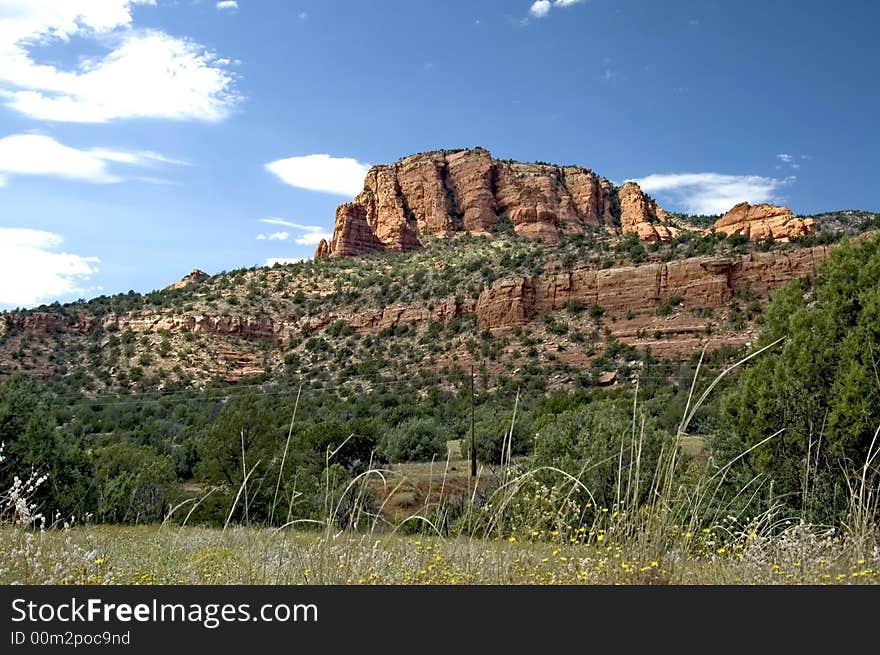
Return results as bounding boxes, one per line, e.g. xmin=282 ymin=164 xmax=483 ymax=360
xmin=476 ymin=246 xmax=828 ymax=329
xmin=4 ymin=246 xmax=829 ymax=348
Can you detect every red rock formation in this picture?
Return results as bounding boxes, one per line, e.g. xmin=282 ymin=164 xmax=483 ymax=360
xmin=320 ymin=149 xmax=660 ymax=256
xmin=2 ymin=312 xmax=94 ymax=335
xmin=618 ymin=182 xmax=677 ymax=243
xmin=103 ymin=313 xmax=280 ymax=340
xmin=475 ymin=246 xmax=829 ymax=330
xmin=713 ymin=202 xmax=816 ymax=241
xmin=329 ymin=203 xmax=384 ymax=256
xmin=314 ymin=239 xmax=330 ymax=259
xmin=166 ymin=270 xmax=208 ymax=291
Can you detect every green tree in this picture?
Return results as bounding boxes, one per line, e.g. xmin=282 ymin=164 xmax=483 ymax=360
xmin=380 ymin=417 xmax=447 ymax=462
xmin=470 ymin=402 xmax=534 ymax=464
xmin=532 ymin=398 xmax=670 ymax=510
xmin=0 ymin=376 xmax=94 ymax=518
xmin=93 ymin=442 xmax=175 ymax=523
xmin=721 ymin=236 xmax=880 ymax=522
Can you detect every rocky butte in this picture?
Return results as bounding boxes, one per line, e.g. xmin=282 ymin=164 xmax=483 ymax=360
xmin=712 ymin=202 xmax=816 ymax=241
xmin=315 ymin=148 xmax=677 ymax=258
xmin=315 ymin=148 xmax=816 ymax=258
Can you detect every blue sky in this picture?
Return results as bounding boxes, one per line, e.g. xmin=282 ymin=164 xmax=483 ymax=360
xmin=0 ymin=0 xmax=878 ymax=309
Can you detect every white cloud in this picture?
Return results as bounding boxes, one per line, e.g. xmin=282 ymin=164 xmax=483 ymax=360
xmin=265 ymin=257 xmax=306 ymax=267
xmin=530 ymin=1 xmax=552 ymax=17
xmin=0 ymin=133 xmax=184 ymax=186
xmin=0 ymin=133 xmax=119 ymax=184
xmin=294 ymin=230 xmax=331 ymax=246
xmin=255 ymin=231 xmax=290 ymax=241
xmin=264 ymin=154 xmax=370 ymax=196
xmin=634 ymin=172 xmax=793 ymax=215
xmin=529 ymin=0 xmax=584 ymax=18
xmin=255 ymin=218 xmax=331 ymax=246
xmin=0 ymin=228 xmax=99 ymax=308
xmin=216 ymin=1 xmax=238 ymax=10
xmin=0 ymin=1 xmax=238 ymax=123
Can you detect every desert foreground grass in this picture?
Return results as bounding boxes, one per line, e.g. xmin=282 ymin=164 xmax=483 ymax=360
xmin=1 ymin=525 xmax=877 ymax=585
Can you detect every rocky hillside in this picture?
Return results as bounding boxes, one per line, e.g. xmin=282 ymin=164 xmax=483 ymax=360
xmin=2 ymin=229 xmax=872 ymax=396
xmin=1 ymin=151 xmax=877 ymax=396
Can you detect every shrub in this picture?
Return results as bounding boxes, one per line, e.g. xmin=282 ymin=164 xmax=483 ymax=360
xmin=565 ymin=299 xmax=586 ymax=314
xmin=380 ymin=417 xmax=447 ymax=462
xmin=656 ymin=295 xmax=683 ymax=316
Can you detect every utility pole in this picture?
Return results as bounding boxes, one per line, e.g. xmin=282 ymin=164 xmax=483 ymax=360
xmin=470 ymin=365 xmax=477 ymax=478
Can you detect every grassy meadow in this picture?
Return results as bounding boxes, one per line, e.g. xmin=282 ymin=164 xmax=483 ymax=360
xmin=1 ymin=522 xmax=876 ymax=585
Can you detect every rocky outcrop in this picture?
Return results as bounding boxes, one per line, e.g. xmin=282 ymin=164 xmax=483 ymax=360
xmin=314 ymin=239 xmax=330 ymax=259
xmin=329 ymin=203 xmax=386 ymax=256
xmin=618 ymin=182 xmax=678 ymax=243
xmin=713 ymin=203 xmax=816 ymax=241
xmin=166 ymin=270 xmax=208 ymax=291
xmin=2 ymin=312 xmax=95 ymax=335
xmin=475 ymin=246 xmax=829 ymax=329
xmin=103 ymin=313 xmax=280 ymax=340
xmin=320 ymin=149 xmax=658 ymax=256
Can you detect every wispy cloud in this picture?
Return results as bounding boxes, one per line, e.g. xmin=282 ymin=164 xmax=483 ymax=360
xmin=0 ymin=228 xmax=100 ymax=308
xmin=259 ymin=217 xmax=321 ymax=230
xmin=529 ymin=0 xmax=584 ymax=19
xmin=85 ymin=148 xmax=190 ymax=167
xmin=0 ymin=1 xmax=239 ymax=123
xmin=264 ymin=154 xmax=370 ymax=196
xmin=776 ymin=153 xmax=801 ymax=170
xmin=634 ymin=172 xmax=794 ymax=215
xmin=216 ymin=1 xmax=238 ymax=10
xmin=132 ymin=176 xmax=177 ymax=185
xmin=0 ymin=134 xmax=186 ymax=186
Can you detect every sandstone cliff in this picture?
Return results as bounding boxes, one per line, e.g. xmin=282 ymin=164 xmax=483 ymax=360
xmin=713 ymin=202 xmax=816 ymax=241
xmin=475 ymin=246 xmax=828 ymax=330
xmin=316 ymin=149 xmax=673 ymax=257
